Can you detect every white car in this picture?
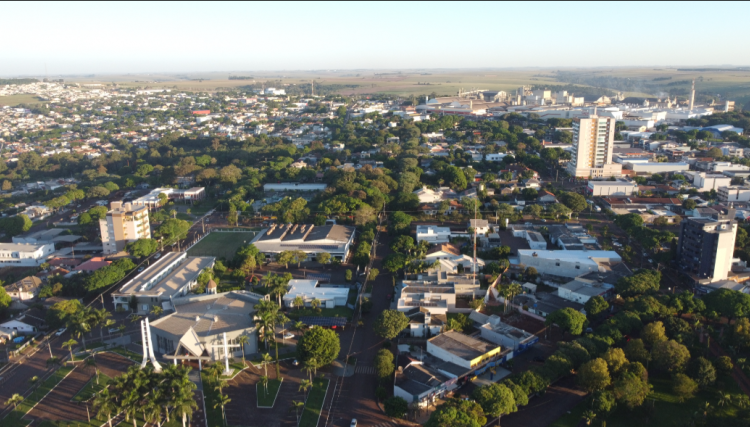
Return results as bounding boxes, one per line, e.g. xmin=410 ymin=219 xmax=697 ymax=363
xmin=283 ymin=332 xmax=294 ymax=340
xmin=108 ymin=327 xmax=120 ymax=334
xmin=55 ymin=327 xmax=66 ymax=336
xmin=350 ymin=420 xmax=357 ymax=427
xmin=154 ymin=253 xmax=162 ymax=259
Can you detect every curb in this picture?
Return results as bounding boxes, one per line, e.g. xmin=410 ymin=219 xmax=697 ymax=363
xmin=256 ymin=377 xmax=284 ymax=408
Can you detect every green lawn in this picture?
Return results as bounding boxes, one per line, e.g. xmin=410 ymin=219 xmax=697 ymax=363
xmin=187 ymin=231 xmax=258 ymax=259
xmin=108 ymin=346 xmax=141 ymax=361
xmin=346 ymin=287 xmax=358 ymax=306
xmin=3 ymin=365 xmax=74 ymax=427
xmin=257 ymin=378 xmax=283 ymax=407
xmin=299 ymin=377 xmax=329 ymax=427
xmin=550 ymin=374 xmax=744 ymax=427
xmin=72 ymin=373 xmax=112 ymax=402
xmin=201 ymin=371 xmax=230 ymax=427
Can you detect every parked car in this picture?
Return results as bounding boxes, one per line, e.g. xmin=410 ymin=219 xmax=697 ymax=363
xmin=282 ymin=332 xmax=294 ymax=340
xmin=350 ymin=420 xmax=357 ymax=427
xmin=55 ymin=327 xmax=67 ymax=336
xmin=108 ymin=327 xmax=120 ymax=334
xmin=138 ymin=266 xmax=145 ymax=272
xmin=154 ymin=253 xmax=162 ymax=260
xmin=292 ymin=359 xmax=299 ymax=366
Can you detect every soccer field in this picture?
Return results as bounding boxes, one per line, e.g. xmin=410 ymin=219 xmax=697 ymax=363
xmin=187 ymin=231 xmax=258 ymax=260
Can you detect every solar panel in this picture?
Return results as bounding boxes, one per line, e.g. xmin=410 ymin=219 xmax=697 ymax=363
xmin=299 ymin=316 xmax=347 ymax=327
xmin=306 ymin=273 xmax=331 ymax=282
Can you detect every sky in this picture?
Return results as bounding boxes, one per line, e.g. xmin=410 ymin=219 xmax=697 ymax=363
xmin=3 ymin=1 xmax=748 ymax=76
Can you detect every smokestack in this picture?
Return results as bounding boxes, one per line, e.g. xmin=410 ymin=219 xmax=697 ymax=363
xmin=689 ymin=79 xmax=695 ymax=111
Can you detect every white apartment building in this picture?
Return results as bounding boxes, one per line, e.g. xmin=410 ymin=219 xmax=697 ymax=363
xmin=566 ymin=116 xmax=622 ymax=178
xmin=719 ymin=186 xmax=750 ymax=203
xmin=100 ymin=201 xmax=151 ymax=254
xmin=694 ymin=173 xmax=732 ymax=192
xmin=0 ymin=243 xmax=55 ymax=267
xmin=586 ymin=180 xmax=638 ymax=196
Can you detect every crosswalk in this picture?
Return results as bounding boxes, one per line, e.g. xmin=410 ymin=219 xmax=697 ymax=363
xmin=369 ymin=422 xmax=397 ymax=427
xmin=354 ymin=365 xmax=376 ymax=374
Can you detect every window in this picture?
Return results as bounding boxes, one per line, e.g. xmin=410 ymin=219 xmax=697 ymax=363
xmin=142 ymin=304 xmax=149 ymax=311
xmin=575 ymin=266 xmax=580 ymax=269
xmin=555 ymin=262 xmax=560 ymax=266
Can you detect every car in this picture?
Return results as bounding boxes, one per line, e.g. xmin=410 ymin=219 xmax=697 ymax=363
xmin=292 ymin=359 xmax=299 ymax=366
xmin=283 ymin=332 xmax=294 ymax=340
xmin=55 ymin=327 xmax=67 ymax=336
xmin=541 ymin=219 xmax=547 ymax=222
xmin=648 ymin=259 xmax=653 ymax=263
xmin=154 ymin=253 xmax=162 ymax=259
xmin=108 ymin=327 xmax=120 ymax=333
xmin=138 ymin=267 xmax=145 ymax=272
xmin=350 ymin=419 xmax=357 ymax=427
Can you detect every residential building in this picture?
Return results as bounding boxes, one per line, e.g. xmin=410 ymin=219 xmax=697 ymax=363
xmin=394 ymin=356 xmax=458 ymax=408
xmin=566 ymin=115 xmax=622 ymax=178
xmin=537 ymin=190 xmax=557 ymax=203
xmin=558 ymin=277 xmax=612 ymax=304
xmin=131 ymin=187 xmax=206 ymax=209
xmin=0 ymin=242 xmax=55 ymax=267
xmin=694 ymin=173 xmax=732 ymax=192
xmin=718 ymin=186 xmax=750 ymax=203
xmin=250 ymin=223 xmax=356 ymax=262
xmin=404 ymin=307 xmax=446 ymax=338
xmin=3 ymin=276 xmax=43 ymax=301
xmin=150 ymin=291 xmax=265 ymax=366
xmin=112 ymin=252 xmax=215 ymax=314
xmin=12 ymin=228 xmax=80 ymax=245
xmin=517 ymin=250 xmax=623 ymax=278
xmin=624 ymin=162 xmax=689 ymax=174
xmin=423 ymin=243 xmax=485 ymax=273
xmin=282 ymin=279 xmax=350 ymax=308
xmin=677 ymin=209 xmax=737 ymax=282
xmin=416 ymin=225 xmax=452 ymax=244
xmin=426 ymin=330 xmax=502 ymax=370
xmin=478 ymin=316 xmax=538 ymax=353
xmin=99 ymin=201 xmax=151 ymax=254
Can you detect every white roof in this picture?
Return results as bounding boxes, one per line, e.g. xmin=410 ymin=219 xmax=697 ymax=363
xmin=284 ymin=279 xmax=349 ymax=302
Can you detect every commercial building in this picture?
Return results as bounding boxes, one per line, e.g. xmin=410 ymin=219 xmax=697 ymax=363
xmin=718 ymin=186 xmax=750 ymax=203
xmin=566 ymin=115 xmax=622 ymax=178
xmin=282 ymin=279 xmax=350 ymax=308
xmin=478 ymin=316 xmax=538 ymax=353
xmin=112 ymin=252 xmax=215 ymax=314
xmin=624 ymin=162 xmax=689 ymax=174
xmin=427 ymin=330 xmax=502 ymax=370
xmin=251 ymin=223 xmax=356 ymax=262
xmin=586 ymin=180 xmax=638 ymax=197
xmin=517 ymin=250 xmax=623 ymax=278
xmin=0 ymin=242 xmax=55 ymax=267
xmin=131 ymin=187 xmax=206 ymax=209
xmin=150 ymin=291 xmax=265 ymax=365
xmin=677 ymin=209 xmax=737 ymax=282
xmin=99 ymin=201 xmax=151 ymax=254
xmin=3 ymin=276 xmax=43 ymax=301
xmin=394 ymin=357 xmax=457 ymax=408
xmin=263 ymin=183 xmax=327 ymax=192
xmin=693 ymin=173 xmax=732 ymax=192
xmin=416 ymin=225 xmax=452 ymax=244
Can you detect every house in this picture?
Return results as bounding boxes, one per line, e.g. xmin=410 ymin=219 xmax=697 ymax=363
xmin=427 ymin=330 xmax=503 ymax=370
xmin=468 ymin=219 xmax=489 ymax=236
xmin=0 ymin=243 xmax=55 ymax=267
xmin=513 ymin=292 xmax=584 ymax=318
xmin=4 ymin=276 xmax=43 ymax=301
xmin=394 ymin=355 xmax=458 ymax=408
xmin=74 ymin=257 xmax=112 ymax=273
xmin=537 ymin=190 xmax=557 ymax=203
xmin=479 ymin=315 xmax=538 ymax=353
xmin=282 ymin=279 xmax=350 ymax=308
xmin=423 ymin=244 xmax=486 ymax=273
xmin=558 ymin=277 xmax=613 ymax=304
xmin=405 ymin=307 xmax=446 ymax=338
xmin=0 ymin=310 xmax=46 ymax=335
xmin=416 ymin=225 xmax=452 ymax=244
xmin=517 ymin=250 xmax=623 ymax=278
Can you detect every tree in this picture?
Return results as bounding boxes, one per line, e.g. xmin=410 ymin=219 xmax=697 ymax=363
xmin=0 ymin=214 xmax=33 ymax=236
xmin=62 ymin=339 xmax=78 ymax=360
xmin=602 ymin=347 xmax=628 ymax=374
xmin=368 ymin=268 xmax=379 ymax=281
xmin=671 ymin=373 xmax=697 ymax=402
xmin=157 ymin=218 xmax=190 ymax=243
xmin=2 ymin=180 xmax=11 ymax=191
xmin=236 ymin=335 xmax=250 ymax=365
xmin=345 ymin=269 xmax=353 ymax=282
xmin=87 ymin=186 xmax=111 ymax=198
xmin=652 ymin=340 xmax=691 ymax=373
xmin=297 ymin=326 xmax=340 ymax=367
xmin=375 ymin=348 xmax=395 ymax=382
xmin=93 ymin=388 xmax=117 ymax=427
xmin=590 ymin=390 xmax=616 ymax=417
xmin=561 ymin=192 xmax=588 ymax=213
xmin=0 ymin=286 xmax=10 ymax=312
xmin=373 ymin=309 xmax=410 ymax=340
xmin=642 ymin=321 xmax=668 ymax=347
xmin=425 ymin=398 xmax=486 ymax=427
xmin=391 ymin=235 xmax=415 ymax=254
xmin=707 ymin=147 xmax=723 ymax=158
xmin=219 ymin=164 xmax=243 ymax=184
xmin=688 ymin=357 xmax=716 ymax=387
xmin=584 ymin=296 xmax=609 ymax=320
xmin=704 ymin=288 xmax=750 ymax=321
xmin=125 ymin=238 xmax=159 ymax=257
xmin=290 ymin=400 xmax=305 ymax=425
xmin=578 ymin=358 xmax=611 ymax=392
xmin=384 ymin=396 xmax=408 ymax=418
xmin=315 ymin=252 xmax=331 ymax=265
xmin=614 ymin=371 xmax=650 ymax=410
xmin=615 ymin=269 xmax=661 ymax=297
xmin=383 ymin=253 xmax=407 ymax=274
xmin=624 ymin=339 xmax=651 ymax=365
xmin=275 ymin=251 xmax=295 ymax=269
xmin=390 ymin=211 xmax=413 ymax=236
xmin=355 ymin=205 xmax=377 ymax=226
xmin=546 ymin=307 xmax=587 ymax=336
xmin=682 ymin=198 xmax=697 ymax=211
xmin=6 ymin=393 xmax=23 ymax=410
xmin=614 ymin=213 xmax=644 ymax=232
xmin=472 ymin=383 xmax=516 ymax=424
xmin=715 ymin=356 xmax=734 ymax=375
xmin=214 ymin=392 xmax=231 ymax=426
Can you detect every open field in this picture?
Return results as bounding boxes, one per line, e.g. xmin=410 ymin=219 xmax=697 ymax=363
xmin=187 ymin=230 xmax=257 ymax=259
xmin=0 ymin=94 xmax=45 ymax=106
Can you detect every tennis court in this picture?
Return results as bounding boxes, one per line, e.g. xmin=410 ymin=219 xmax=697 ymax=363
xmin=187 ymin=230 xmax=258 ymax=259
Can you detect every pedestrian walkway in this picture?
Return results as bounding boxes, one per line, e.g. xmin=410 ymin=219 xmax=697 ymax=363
xmin=354 ymin=365 xmax=376 ymax=375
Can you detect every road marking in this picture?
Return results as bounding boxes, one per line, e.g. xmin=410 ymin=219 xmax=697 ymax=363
xmin=354 ymin=365 xmax=376 ymax=374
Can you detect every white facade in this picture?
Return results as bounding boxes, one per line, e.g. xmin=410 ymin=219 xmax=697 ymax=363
xmin=625 ymin=162 xmax=689 ymax=174
xmin=282 ymin=279 xmax=349 ymax=308
xmin=100 ymin=201 xmax=151 ymax=254
xmin=587 ymin=180 xmax=638 ymax=196
xmin=518 ymin=250 xmax=622 ymax=278
xmin=694 ymin=173 xmax=732 ymax=192
xmin=0 ymin=319 xmax=37 ymax=334
xmin=486 ymin=153 xmax=508 ymax=162
xmin=719 ymin=186 xmax=750 ymax=203
xmin=566 ymin=116 xmax=619 ymax=178
xmin=416 ymin=225 xmax=452 ymax=244
xmin=0 ymin=243 xmax=55 ymax=267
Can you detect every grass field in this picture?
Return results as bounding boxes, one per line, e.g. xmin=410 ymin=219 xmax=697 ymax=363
xmin=187 ymin=231 xmax=258 ymax=259
xmin=4 ymin=365 xmax=74 ymax=427
xmin=299 ymin=377 xmax=329 ymax=427
xmin=550 ymin=374 xmax=744 ymax=427
xmin=71 ymin=373 xmax=112 ymax=402
xmin=0 ymin=94 xmax=45 ymax=106
xmin=257 ymin=378 xmax=283 ymax=407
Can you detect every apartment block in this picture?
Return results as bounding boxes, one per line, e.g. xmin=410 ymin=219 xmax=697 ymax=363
xmin=566 ymin=115 xmax=622 ymax=178
xmin=676 ymin=208 xmax=737 ymax=282
xmin=100 ymin=201 xmax=151 ymax=254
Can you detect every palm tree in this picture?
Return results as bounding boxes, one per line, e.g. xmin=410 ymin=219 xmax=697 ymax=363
xmin=261 ymin=353 xmax=273 ymax=377
xmin=236 ymin=334 xmax=249 ymax=365
xmin=293 ymin=321 xmax=306 ymax=336
xmin=85 ymin=356 xmax=99 ymax=384
xmin=290 ymin=400 xmax=305 ymax=424
xmin=174 ymin=389 xmax=198 ymax=427
xmin=170 ymin=209 xmax=177 ymax=219
xmin=93 ymin=388 xmax=117 ymax=427
xmin=46 ymin=356 xmax=61 ymax=368
xmin=6 ymin=393 xmax=23 ymax=410
xmin=293 ymin=295 xmax=305 ymax=310
xmin=215 ymin=379 xmax=229 ymax=394
xmin=299 ymin=379 xmax=312 ymax=400
xmin=91 ymin=308 xmax=112 ymax=343
xmin=67 ymin=307 xmax=93 ymax=350
xmin=121 ymin=389 xmax=141 ymax=427
xmin=145 ymin=397 xmax=163 ymax=427
xmin=310 ymin=298 xmax=321 ymax=310
xmin=718 ymin=392 xmax=733 ymax=407
xmin=62 ymin=339 xmax=78 ymax=360
xmin=273 ymin=312 xmax=290 ymax=378
xmin=214 ymin=392 xmax=231 ymax=426
xmin=150 ymin=305 xmax=164 ymax=318
xmin=303 ymin=358 xmax=317 ymax=382
xmin=260 ymin=375 xmax=269 ymax=394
